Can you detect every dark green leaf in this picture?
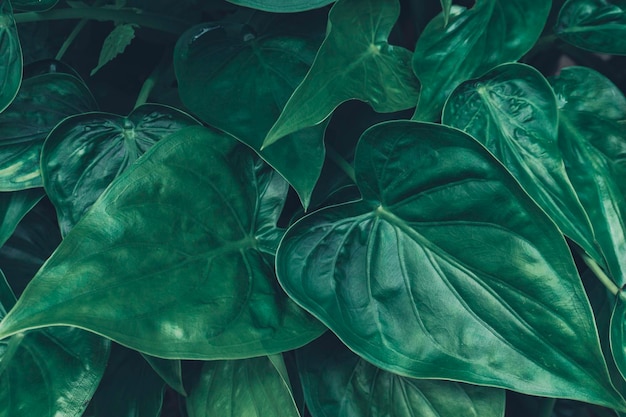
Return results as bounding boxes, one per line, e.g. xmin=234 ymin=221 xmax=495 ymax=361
xmin=555 ymin=0 xmax=626 ymax=54
xmin=612 ymin=298 xmax=626 ymax=382
xmin=412 ymin=0 xmax=551 ymax=121
xmin=225 ymin=0 xmax=334 ymax=12
xmin=41 ymin=103 xmax=200 ymax=236
xmin=264 ymin=0 xmax=420 ymax=146
xmin=0 ymin=125 xmax=325 ymax=359
xmin=142 ymin=354 xmax=186 ymax=396
xmin=442 ymin=63 xmax=602 ymax=268
xmin=276 ymin=121 xmax=624 ymax=409
xmin=186 ymin=356 xmax=300 ymax=417
xmin=0 ymin=72 xmax=98 ymax=191
xmin=10 ymin=0 xmax=58 ymax=12
xmin=89 ymin=344 xmax=166 ymax=417
xmin=174 ymin=13 xmax=327 ymax=207
xmin=297 ymin=332 xmax=505 ymax=417
xmin=441 ymin=0 xmax=452 ymax=25
xmin=0 ymin=0 xmax=22 ymax=113
xmin=90 ymin=23 xmax=137 ymax=76
xmin=0 ymin=188 xmax=43 ymax=248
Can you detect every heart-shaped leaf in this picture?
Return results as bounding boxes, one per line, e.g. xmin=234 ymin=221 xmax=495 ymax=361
xmin=442 ymin=63 xmax=602 ymax=270
xmin=10 ymin=0 xmax=58 ymax=12
xmin=186 ymin=356 xmax=300 ymax=417
xmin=0 ymin=0 xmax=22 ymax=113
xmin=174 ymin=12 xmax=327 ymax=208
xmin=0 ymin=188 xmax=43 ymax=248
xmin=276 ymin=120 xmax=624 ymax=409
xmin=0 ymin=72 xmax=98 ymax=191
xmin=225 ymin=0 xmax=334 ymax=12
xmin=0 ymin=125 xmax=325 ymax=359
xmin=412 ymin=0 xmax=551 ymax=121
xmin=41 ymin=103 xmax=200 ymax=236
xmin=297 ymin=332 xmax=506 ymax=417
xmin=555 ymin=0 xmax=626 ymax=54
xmin=263 ymin=0 xmax=420 ymax=147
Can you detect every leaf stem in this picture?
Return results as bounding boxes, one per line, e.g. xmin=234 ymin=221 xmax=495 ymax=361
xmin=581 ymin=252 xmax=623 ymax=298
xmin=133 ymin=48 xmax=171 ymax=109
xmin=326 ymin=145 xmax=356 ymax=183
xmin=14 ymin=6 xmax=192 ymax=36
xmin=537 ymin=397 xmax=556 ymax=417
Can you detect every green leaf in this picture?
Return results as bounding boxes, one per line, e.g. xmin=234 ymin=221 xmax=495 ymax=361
xmin=297 ymin=332 xmax=506 ymax=417
xmin=0 ymin=188 xmax=43 ymax=248
xmin=276 ymin=120 xmax=625 ymax=409
xmin=0 ymin=72 xmax=98 ymax=191
xmin=555 ymin=0 xmax=626 ymax=55
xmin=0 ymin=271 xmax=109 ymax=417
xmin=0 ymin=0 xmax=22 ymax=113
xmin=225 ymin=0 xmax=334 ymax=12
xmin=10 ymin=0 xmax=58 ymax=12
xmin=442 ymin=63 xmax=602 ymax=268
xmin=412 ymin=0 xmax=551 ymax=121
xmin=174 ymin=13 xmax=327 ymax=207
xmin=0 ymin=125 xmax=325 ymax=359
xmin=142 ymin=354 xmax=186 ymax=396
xmin=441 ymin=0 xmax=452 ymax=25
xmin=549 ymin=66 xmax=626 ymax=288
xmin=90 ymin=23 xmax=137 ymax=76
xmin=88 ymin=344 xmax=166 ymax=417
xmin=263 ymin=0 xmax=420 ymax=147
xmin=186 ymin=356 xmax=300 ymax=417
xmin=611 ymin=298 xmax=626 ymax=382
xmin=41 ymin=103 xmax=200 ymax=236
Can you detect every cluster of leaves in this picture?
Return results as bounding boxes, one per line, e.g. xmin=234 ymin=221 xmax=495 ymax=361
xmin=1 ymin=0 xmax=626 ymax=416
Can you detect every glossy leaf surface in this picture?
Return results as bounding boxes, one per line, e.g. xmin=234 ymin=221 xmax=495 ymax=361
xmin=412 ymin=0 xmax=551 ymax=121
xmin=442 ymin=63 xmax=601 ymax=266
xmin=186 ymin=356 xmax=299 ymax=417
xmin=556 ymin=0 xmax=626 ymax=54
xmin=41 ymin=103 xmax=200 ymax=236
xmin=276 ymin=121 xmax=624 ymax=408
xmin=0 ymin=272 xmax=109 ymax=417
xmin=0 ymin=0 xmax=22 ymax=113
xmin=264 ymin=0 xmax=420 ymax=146
xmin=0 ymin=126 xmax=325 ymax=359
xmin=0 ymin=188 xmax=43 ymax=247
xmin=0 ymin=72 xmax=98 ymax=191
xmin=225 ymin=0 xmax=334 ymax=12
xmin=174 ymin=13 xmax=327 ymax=207
xmin=297 ymin=332 xmax=505 ymax=417
xmin=10 ymin=0 xmax=58 ymax=11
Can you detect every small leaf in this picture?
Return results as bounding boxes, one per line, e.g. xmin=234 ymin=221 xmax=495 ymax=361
xmin=263 ymin=0 xmax=420 ymax=147
xmin=186 ymin=356 xmax=300 ymax=417
xmin=412 ymin=0 xmax=551 ymax=121
xmin=442 ymin=63 xmax=602 ymax=270
xmin=0 ymin=188 xmax=43 ymax=248
xmin=174 ymin=13 xmax=327 ymax=208
xmin=142 ymin=354 xmax=186 ymax=396
xmin=297 ymin=333 xmax=506 ymax=417
xmin=90 ymin=24 xmax=136 ymax=76
xmin=11 ymin=0 xmax=58 ymax=12
xmin=225 ymin=0 xmax=334 ymax=12
xmin=41 ymin=103 xmax=200 ymax=236
xmin=441 ymin=0 xmax=452 ymax=25
xmin=556 ymin=0 xmax=626 ymax=55
xmin=276 ymin=121 xmax=625 ymax=409
xmin=0 ymin=0 xmax=22 ymax=113
xmin=0 ymin=125 xmax=325 ymax=359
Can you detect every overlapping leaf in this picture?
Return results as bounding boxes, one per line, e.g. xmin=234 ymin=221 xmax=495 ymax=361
xmin=442 ymin=63 xmax=601 ymax=267
xmin=264 ymin=0 xmax=420 ymax=147
xmin=0 ymin=188 xmax=43 ymax=247
xmin=0 ymin=125 xmax=325 ymax=359
xmin=297 ymin=332 xmax=505 ymax=417
xmin=174 ymin=12 xmax=327 ymax=207
xmin=276 ymin=121 xmax=624 ymax=409
xmin=412 ymin=0 xmax=551 ymax=121
xmin=41 ymin=103 xmax=200 ymax=236
xmin=555 ymin=0 xmax=626 ymax=54
xmin=0 ymin=0 xmax=22 ymax=113
xmin=186 ymin=356 xmax=300 ymax=417
xmin=225 ymin=0 xmax=334 ymax=12
xmin=0 ymin=72 xmax=97 ymax=191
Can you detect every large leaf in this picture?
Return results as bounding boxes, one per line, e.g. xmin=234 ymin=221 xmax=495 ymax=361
xmin=186 ymin=356 xmax=300 ymax=417
xmin=264 ymin=0 xmax=420 ymax=147
xmin=0 ymin=0 xmax=22 ymax=113
xmin=0 ymin=125 xmax=325 ymax=359
xmin=0 ymin=271 xmax=109 ymax=417
xmin=174 ymin=12 xmax=327 ymax=207
xmin=0 ymin=72 xmax=98 ymax=191
xmin=555 ymin=0 xmax=626 ymax=54
xmin=225 ymin=0 xmax=334 ymax=12
xmin=412 ymin=0 xmax=551 ymax=121
xmin=41 ymin=103 xmax=200 ymax=236
xmin=276 ymin=121 xmax=625 ymax=409
xmin=0 ymin=188 xmax=43 ymax=248
xmin=297 ymin=332 xmax=505 ymax=417
xmin=442 ymin=63 xmax=601 ymax=268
